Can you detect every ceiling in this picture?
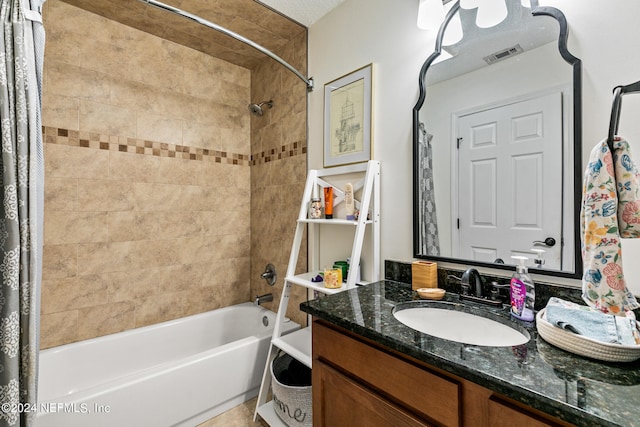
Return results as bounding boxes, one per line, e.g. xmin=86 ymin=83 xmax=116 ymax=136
xmin=61 ymin=0 xmax=337 ymax=69
xmin=258 ymin=0 xmax=345 ymax=27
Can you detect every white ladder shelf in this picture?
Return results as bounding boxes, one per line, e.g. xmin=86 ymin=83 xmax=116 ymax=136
xmin=254 ymin=160 xmax=380 ymax=425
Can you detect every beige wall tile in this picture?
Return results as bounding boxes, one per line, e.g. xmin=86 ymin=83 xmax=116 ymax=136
xmin=134 ymin=292 xmax=186 ymax=328
xmin=109 ymin=151 xmax=161 ymax=184
xmin=77 ymin=302 xmax=136 ymax=340
xmin=42 ymin=244 xmax=77 ymax=280
xmin=182 ymin=121 xmax=224 ymax=151
xmin=44 ymin=211 xmax=109 ymax=245
xmin=136 ymin=111 xmax=184 ymax=145
xmin=182 ymin=47 xmax=251 ymax=88
xmin=156 ymin=157 xmax=201 ymax=186
xmin=107 ymin=211 xmax=160 ymax=242
xmin=41 ymin=94 xmax=79 ymax=131
xmin=78 ymin=179 xmax=137 ymax=211
xmin=80 ymin=99 xmax=137 ymax=137
xmin=45 ymin=144 xmax=109 ymax=180
xmin=203 ymin=258 xmax=251 ymax=288
xmin=40 ymin=311 xmax=79 ymax=349
xmin=129 ymin=182 xmax=188 ymax=212
xmin=45 ymin=178 xmax=78 ymax=212
xmin=41 ymin=275 xmax=109 ymax=314
xmin=76 ymin=37 xmax=129 ymax=80
xmin=46 ymin=61 xmax=111 ymax=103
xmin=126 ymin=39 xmax=185 ymax=92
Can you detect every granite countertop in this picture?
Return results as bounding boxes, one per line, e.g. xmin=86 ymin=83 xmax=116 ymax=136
xmin=300 ymin=280 xmax=640 ymax=427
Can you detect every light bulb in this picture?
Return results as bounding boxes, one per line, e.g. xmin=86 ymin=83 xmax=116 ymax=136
xmin=476 ymin=0 xmax=507 ymax=28
xmin=417 ymin=0 xmax=445 ymax=30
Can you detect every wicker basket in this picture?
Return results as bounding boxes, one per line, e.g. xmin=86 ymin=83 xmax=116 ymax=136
xmin=536 ymin=309 xmax=640 ymax=362
xmin=271 ymin=353 xmax=312 ymax=427
xmin=412 ymin=261 xmax=437 ymax=290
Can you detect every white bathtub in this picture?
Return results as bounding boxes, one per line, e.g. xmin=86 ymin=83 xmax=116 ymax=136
xmin=36 ymin=302 xmax=299 ymax=427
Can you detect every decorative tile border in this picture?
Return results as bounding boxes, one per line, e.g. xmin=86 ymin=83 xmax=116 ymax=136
xmin=43 ymin=126 xmax=306 ymax=167
xmin=250 ymin=140 xmax=307 ymax=166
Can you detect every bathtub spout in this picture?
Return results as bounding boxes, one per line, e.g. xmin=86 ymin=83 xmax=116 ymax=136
xmin=254 ymin=293 xmax=273 ymax=306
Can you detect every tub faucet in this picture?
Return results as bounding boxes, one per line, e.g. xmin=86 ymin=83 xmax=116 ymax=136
xmin=254 ymin=293 xmax=273 ymax=306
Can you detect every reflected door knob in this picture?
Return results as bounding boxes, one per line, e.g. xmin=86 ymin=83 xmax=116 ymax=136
xmin=533 ymin=237 xmax=556 ymax=247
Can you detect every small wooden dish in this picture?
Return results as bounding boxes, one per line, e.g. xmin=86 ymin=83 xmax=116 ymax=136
xmin=416 ymin=288 xmax=446 ymax=300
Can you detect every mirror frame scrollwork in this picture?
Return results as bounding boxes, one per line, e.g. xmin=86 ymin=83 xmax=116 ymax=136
xmin=412 ymin=0 xmax=583 ymax=279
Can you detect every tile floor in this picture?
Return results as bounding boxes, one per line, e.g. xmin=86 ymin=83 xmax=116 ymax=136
xmin=197 ymin=398 xmax=266 ymax=427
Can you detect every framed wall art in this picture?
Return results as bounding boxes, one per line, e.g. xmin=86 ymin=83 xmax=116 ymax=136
xmin=323 ymin=64 xmax=372 ymax=167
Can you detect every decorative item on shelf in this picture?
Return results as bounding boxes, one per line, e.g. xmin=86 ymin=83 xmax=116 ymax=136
xmin=323 ymin=186 xmax=334 ymax=219
xmin=412 ymin=261 xmax=437 ymax=290
xmin=333 ymin=261 xmax=349 ymax=282
xmin=344 ymin=182 xmax=355 ymax=220
xmin=309 ymin=198 xmax=322 ymax=219
xmin=323 ymin=267 xmax=342 ymax=289
xmin=323 ymin=64 xmax=373 ymax=167
xmin=416 ymin=287 xmax=446 ymax=300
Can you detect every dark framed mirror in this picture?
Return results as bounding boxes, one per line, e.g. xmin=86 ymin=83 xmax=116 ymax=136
xmin=412 ymin=0 xmax=582 ymax=278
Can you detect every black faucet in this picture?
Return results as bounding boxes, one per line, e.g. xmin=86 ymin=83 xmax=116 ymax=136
xmin=449 ymin=268 xmax=504 ymax=308
xmin=461 ymin=268 xmax=484 ymax=298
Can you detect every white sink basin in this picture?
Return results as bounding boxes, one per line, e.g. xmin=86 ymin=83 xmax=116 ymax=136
xmin=393 ymin=303 xmax=530 ymax=347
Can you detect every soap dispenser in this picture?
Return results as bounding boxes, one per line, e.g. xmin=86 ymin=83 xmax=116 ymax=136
xmin=510 ymin=256 xmax=535 ymax=322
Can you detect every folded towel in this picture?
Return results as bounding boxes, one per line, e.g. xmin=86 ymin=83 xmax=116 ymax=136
xmin=545 ymin=297 xmax=638 ymax=346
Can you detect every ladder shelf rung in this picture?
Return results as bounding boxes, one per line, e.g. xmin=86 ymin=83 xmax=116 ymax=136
xmin=272 ymin=328 xmax=312 ymax=367
xmin=256 ymin=401 xmax=288 ymax=427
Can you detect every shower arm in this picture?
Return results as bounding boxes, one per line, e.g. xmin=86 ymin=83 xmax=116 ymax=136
xmin=138 ymin=0 xmax=314 ymax=92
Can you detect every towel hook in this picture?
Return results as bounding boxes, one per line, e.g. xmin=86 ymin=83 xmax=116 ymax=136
xmin=607 ymin=80 xmax=640 ymax=153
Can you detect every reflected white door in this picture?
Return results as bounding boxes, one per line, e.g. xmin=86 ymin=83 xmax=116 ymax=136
xmin=456 ymin=92 xmax=563 ymax=269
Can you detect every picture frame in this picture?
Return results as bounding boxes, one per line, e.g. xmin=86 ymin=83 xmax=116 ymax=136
xmin=323 ymin=64 xmax=373 ymax=167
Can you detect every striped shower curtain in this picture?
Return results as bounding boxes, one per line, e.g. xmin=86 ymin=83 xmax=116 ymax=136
xmin=0 ymin=0 xmax=45 ymax=426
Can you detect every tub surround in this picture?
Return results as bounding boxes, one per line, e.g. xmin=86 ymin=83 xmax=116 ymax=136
xmin=41 ymin=0 xmax=308 ymax=347
xmin=302 ymin=280 xmax=640 ymax=427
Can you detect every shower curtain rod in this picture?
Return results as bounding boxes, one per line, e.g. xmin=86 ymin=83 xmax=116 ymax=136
xmin=138 ymin=0 xmax=314 ymax=91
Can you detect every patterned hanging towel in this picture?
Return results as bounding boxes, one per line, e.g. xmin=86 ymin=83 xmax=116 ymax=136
xmin=581 ymin=138 xmax=640 ymax=314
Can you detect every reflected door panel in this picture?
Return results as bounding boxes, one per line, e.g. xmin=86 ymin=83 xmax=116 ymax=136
xmin=457 ymin=91 xmax=563 ymax=269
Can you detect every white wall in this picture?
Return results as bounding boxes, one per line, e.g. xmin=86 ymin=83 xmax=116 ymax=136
xmin=308 ymin=0 xmax=640 ymax=291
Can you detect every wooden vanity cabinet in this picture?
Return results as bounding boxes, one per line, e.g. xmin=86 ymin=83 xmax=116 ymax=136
xmin=312 ymin=319 xmax=574 ymax=427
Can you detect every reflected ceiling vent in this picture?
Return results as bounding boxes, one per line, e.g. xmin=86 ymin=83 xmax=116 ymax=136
xmin=483 ymin=44 xmax=523 ymax=65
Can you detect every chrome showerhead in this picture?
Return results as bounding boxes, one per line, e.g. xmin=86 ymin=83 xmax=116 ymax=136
xmin=248 ymin=100 xmax=273 ymax=116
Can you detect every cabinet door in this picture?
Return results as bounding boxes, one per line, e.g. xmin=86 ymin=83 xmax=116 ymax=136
xmin=313 ymin=360 xmax=434 ymax=427
xmin=488 ymin=396 xmax=569 ymax=427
